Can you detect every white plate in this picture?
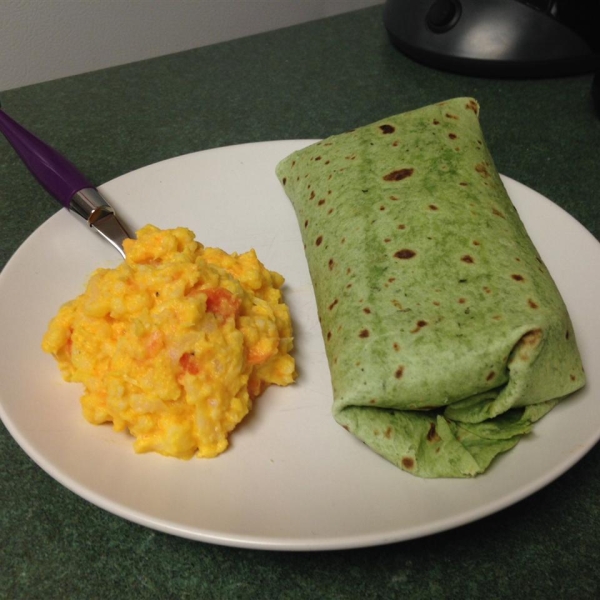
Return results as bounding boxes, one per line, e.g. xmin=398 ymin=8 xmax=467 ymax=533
xmin=1 ymin=140 xmax=599 ymax=551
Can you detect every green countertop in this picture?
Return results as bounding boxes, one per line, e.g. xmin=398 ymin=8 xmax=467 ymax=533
xmin=1 ymin=6 xmax=599 ymax=599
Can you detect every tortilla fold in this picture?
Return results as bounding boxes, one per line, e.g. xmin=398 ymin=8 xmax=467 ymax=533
xmin=276 ymin=97 xmax=585 ymax=478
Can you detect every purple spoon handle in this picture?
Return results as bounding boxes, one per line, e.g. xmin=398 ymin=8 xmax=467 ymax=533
xmin=0 ymin=108 xmax=132 ymax=258
xmin=0 ymin=109 xmax=93 ymax=208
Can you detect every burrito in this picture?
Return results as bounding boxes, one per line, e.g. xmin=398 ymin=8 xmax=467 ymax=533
xmin=276 ymin=98 xmax=585 ymax=478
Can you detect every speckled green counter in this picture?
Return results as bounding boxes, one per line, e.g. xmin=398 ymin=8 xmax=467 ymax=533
xmin=1 ymin=6 xmax=599 ymax=599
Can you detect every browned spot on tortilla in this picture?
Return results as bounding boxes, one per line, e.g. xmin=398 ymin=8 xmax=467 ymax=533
xmin=433 ymin=300 xmax=440 ymax=306
xmin=448 ymin=133 xmax=457 ymax=140
xmin=363 ymin=307 xmax=371 ymax=314
xmin=314 ymin=156 xmax=322 ymax=161
xmin=395 ymin=366 xmax=404 ymax=379
xmin=512 ymin=274 xmax=524 ymax=282
xmin=566 ymin=330 xmax=570 ymax=340
xmin=384 ymin=427 xmax=393 ymax=439
xmin=390 ymin=195 xmax=399 ymax=201
xmin=461 ymin=254 xmax=474 ymax=264
xmin=483 ymin=286 xmax=491 ymax=294
xmin=398 ymin=224 xmax=406 ymax=230
xmin=328 ymin=259 xmax=335 ymax=270
xmin=446 ymin=113 xmax=459 ymax=120
xmin=570 ymin=374 xmax=577 ymax=382
xmin=384 ymin=238 xmax=391 ymax=243
xmin=522 ymin=329 xmax=542 ymax=347
xmin=359 ymin=329 xmax=370 ymax=338
xmin=304 ymin=219 xmax=309 ymax=228
xmin=384 ymin=168 xmax=414 ymax=181
xmin=433 ymin=119 xmax=440 ymax=125
xmin=369 ymin=398 xmax=377 ymax=404
xmin=346 ymin=267 xmax=352 ymax=274
xmin=342 ymin=424 xmax=350 ymax=431
xmin=282 ymin=177 xmax=287 ymax=185
xmin=475 ymin=162 xmax=490 ymax=177
xmin=472 ymin=240 xmax=480 ymax=246
xmin=411 ymin=320 xmax=428 ymax=333
xmin=492 ymin=207 xmax=505 ymax=218
xmin=517 ymin=333 xmax=540 ymax=362
xmin=401 ymin=457 xmax=415 ymax=469
xmin=393 ymin=343 xmax=400 ymax=352
xmin=486 ymin=371 xmax=495 ymax=381
xmin=458 ymin=298 xmax=466 ymax=304
xmin=395 ymin=249 xmax=416 ymax=259
xmin=392 ymin=140 xmax=399 ymax=147
xmin=459 ymin=182 xmax=468 ymax=186
xmin=325 ymin=160 xmax=330 ymax=165
xmin=341 ymin=237 xmax=346 ymax=244
xmin=316 ymin=235 xmax=323 ymax=246
xmin=428 ymin=204 xmax=439 ymax=211
xmin=318 ymin=199 xmax=325 ymax=206
xmin=392 ymin=299 xmax=403 ymax=310
xmin=379 ymin=124 xmax=395 ymax=134
xmin=327 ymin=208 xmax=334 ymax=215
xmin=528 ymin=299 xmax=539 ymax=309
xmin=328 ymin=299 xmax=338 ymax=310
xmin=466 ymin=99 xmax=479 ymax=113
xmin=492 ymin=315 xmax=502 ymax=321
xmin=380 ymin=205 xmax=386 ymax=211
xmin=309 ymin=191 xmax=315 ymax=200
xmin=427 ymin=423 xmax=441 ymax=442
xmin=388 ymin=277 xmax=396 ymax=283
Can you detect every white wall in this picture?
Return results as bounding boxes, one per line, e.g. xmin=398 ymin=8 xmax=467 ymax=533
xmin=0 ymin=0 xmax=382 ymax=91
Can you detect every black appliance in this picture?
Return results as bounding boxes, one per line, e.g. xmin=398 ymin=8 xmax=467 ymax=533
xmin=384 ymin=0 xmax=600 ymax=77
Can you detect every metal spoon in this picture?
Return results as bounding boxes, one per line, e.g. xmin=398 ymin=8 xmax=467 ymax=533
xmin=0 ymin=108 xmax=132 ymax=258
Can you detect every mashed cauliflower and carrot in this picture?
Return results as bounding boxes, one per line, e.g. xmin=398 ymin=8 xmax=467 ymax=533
xmin=42 ymin=225 xmax=296 ymax=459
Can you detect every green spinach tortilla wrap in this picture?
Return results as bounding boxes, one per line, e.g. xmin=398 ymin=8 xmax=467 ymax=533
xmin=276 ymin=98 xmax=585 ymax=478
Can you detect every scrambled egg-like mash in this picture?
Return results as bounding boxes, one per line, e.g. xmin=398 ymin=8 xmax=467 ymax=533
xmin=42 ymin=225 xmax=296 ymax=458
